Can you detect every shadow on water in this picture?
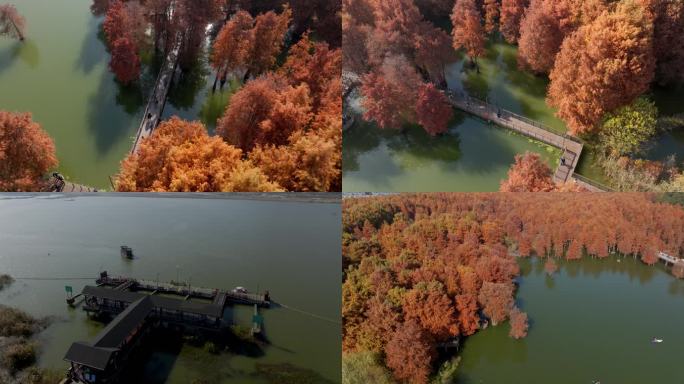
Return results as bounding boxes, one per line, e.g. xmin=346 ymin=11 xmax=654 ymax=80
xmin=74 ymin=16 xmax=106 ymax=74
xmin=85 ymin=69 xmax=145 ymax=155
xmin=0 ymin=39 xmax=39 ymax=74
xmin=122 ymin=328 xmax=182 ymax=384
xmin=167 ymin=56 xmax=211 ymax=112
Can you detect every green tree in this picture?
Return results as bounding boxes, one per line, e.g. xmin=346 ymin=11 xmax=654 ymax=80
xmin=599 ymin=97 xmax=658 ymax=156
xmin=342 ymin=352 xmax=393 ymax=384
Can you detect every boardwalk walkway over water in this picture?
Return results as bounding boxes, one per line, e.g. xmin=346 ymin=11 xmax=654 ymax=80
xmin=446 ymin=92 xmax=609 ymax=190
xmin=130 ymin=35 xmax=182 ymax=154
xmin=659 ymin=251 xmax=684 ymax=267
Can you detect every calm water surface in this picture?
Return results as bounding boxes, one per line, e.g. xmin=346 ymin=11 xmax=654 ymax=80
xmin=0 ymin=195 xmax=341 ymax=383
xmin=456 ymin=256 xmax=684 ymax=383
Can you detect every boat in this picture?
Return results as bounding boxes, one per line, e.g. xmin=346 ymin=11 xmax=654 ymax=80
xmin=652 ymin=338 xmax=663 ymax=343
xmin=232 ymin=286 xmax=248 ymax=294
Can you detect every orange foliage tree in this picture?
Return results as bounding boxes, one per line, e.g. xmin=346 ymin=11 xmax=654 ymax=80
xmin=115 ymin=117 xmax=280 ymax=192
xmin=547 ymin=1 xmax=655 ymax=134
xmin=0 ymin=111 xmax=57 ymax=191
xmin=484 ymin=0 xmax=500 ymax=34
xmin=384 ymin=320 xmax=436 ymax=384
xmin=0 ymin=4 xmax=26 ymax=41
xmin=517 ymin=0 xmax=564 ymax=74
xmin=451 ymin=0 xmax=486 ymax=63
xmin=210 ymin=11 xmax=254 ymax=90
xmin=500 ymin=0 xmax=527 ymax=43
xmin=500 ymin=152 xmax=556 ymax=192
xmin=509 ymin=307 xmax=529 ymax=339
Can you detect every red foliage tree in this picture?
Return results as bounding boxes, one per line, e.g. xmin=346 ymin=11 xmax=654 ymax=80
xmin=384 ymin=320 xmax=436 ymax=384
xmin=415 ymin=83 xmax=453 ymax=136
xmin=360 ymin=55 xmax=421 ymax=129
xmin=210 ymin=11 xmax=254 ymax=89
xmin=110 ymin=37 xmax=141 ymax=85
xmin=0 ymin=111 xmax=57 ymax=191
xmin=103 ymin=0 xmax=128 ymax=46
xmin=509 ymin=307 xmax=529 ymax=339
xmin=247 ymin=7 xmax=292 ymax=76
xmin=517 ymin=0 xmax=563 ymax=74
xmin=455 ymin=293 xmax=480 ymax=335
xmin=500 ymin=152 xmax=556 ymax=192
xmin=403 ymin=285 xmax=459 ymax=340
xmin=500 ymin=0 xmax=528 ymax=43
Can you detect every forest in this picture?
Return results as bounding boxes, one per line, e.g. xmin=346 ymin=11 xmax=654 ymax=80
xmin=342 ymin=0 xmax=684 ymax=192
xmin=0 ymin=0 xmax=341 ymax=192
xmin=342 ymin=193 xmax=684 ymax=383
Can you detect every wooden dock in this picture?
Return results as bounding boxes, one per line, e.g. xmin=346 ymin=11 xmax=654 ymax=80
xmin=130 ymin=34 xmax=182 ymax=154
xmin=446 ymin=92 xmax=608 ymax=190
xmin=659 ymin=251 xmax=684 ymax=266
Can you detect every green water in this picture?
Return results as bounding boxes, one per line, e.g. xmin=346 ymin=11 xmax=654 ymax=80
xmin=456 ymin=256 xmax=684 ymax=383
xmin=343 ymin=116 xmax=559 ymax=192
xmin=0 ymin=195 xmax=341 ymax=383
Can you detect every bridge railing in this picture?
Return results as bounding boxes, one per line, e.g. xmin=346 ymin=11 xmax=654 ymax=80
xmin=571 ymin=174 xmax=614 ymax=192
xmin=447 ymin=91 xmax=584 ymax=145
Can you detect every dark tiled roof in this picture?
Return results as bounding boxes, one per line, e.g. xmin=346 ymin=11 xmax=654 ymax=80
xmin=63 ymin=342 xmax=117 ymax=371
xmin=82 ymin=285 xmax=223 ymax=318
xmin=92 ymin=296 xmax=153 ymax=348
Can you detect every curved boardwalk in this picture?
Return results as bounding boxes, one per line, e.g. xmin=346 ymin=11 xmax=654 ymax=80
xmin=446 ymin=92 xmax=609 ymax=190
xmin=131 ymin=36 xmax=182 ymax=154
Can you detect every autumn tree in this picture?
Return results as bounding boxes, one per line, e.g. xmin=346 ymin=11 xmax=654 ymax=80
xmin=210 ymin=11 xmax=255 ymax=91
xmin=484 ymin=0 xmax=500 ymax=34
xmin=672 ymin=263 xmax=684 ymax=279
xmin=544 ymin=258 xmax=558 ymax=275
xmin=508 ymin=307 xmax=529 ymax=339
xmin=360 ymin=55 xmax=421 ymax=129
xmin=116 ymin=117 xmax=281 ymax=192
xmin=548 ymin=0 xmax=655 ymax=134
xmin=384 ymin=320 xmax=436 ymax=384
xmin=478 ymin=281 xmax=514 ymax=325
xmin=0 ymin=111 xmax=57 ymax=191
xmin=500 ymin=152 xmax=556 ymax=192
xmin=0 ymin=4 xmax=26 ymax=41
xmin=599 ymin=97 xmax=658 ymax=157
xmin=246 ymin=7 xmax=292 ymax=78
xmin=402 ymin=283 xmax=459 ymax=340
xmin=500 ymin=0 xmax=528 ymax=43
xmin=110 ymin=37 xmax=141 ymax=85
xmin=451 ymin=0 xmax=486 ymax=64
xmin=174 ymin=0 xmax=222 ymax=67
xmin=517 ymin=0 xmax=563 ymax=74
xmin=415 ymin=83 xmax=454 ymax=136
xmin=648 ymin=0 xmax=684 ymax=85
xmin=103 ymin=0 xmax=128 ymax=46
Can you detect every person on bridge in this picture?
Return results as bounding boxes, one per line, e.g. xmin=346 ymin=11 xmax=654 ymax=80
xmin=561 ymin=157 xmax=566 ymax=167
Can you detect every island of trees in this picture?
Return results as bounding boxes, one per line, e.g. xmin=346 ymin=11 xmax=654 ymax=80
xmin=343 ymin=0 xmax=684 ymax=192
xmin=0 ymin=0 xmax=341 ymax=192
xmin=342 ymin=193 xmax=684 ymax=383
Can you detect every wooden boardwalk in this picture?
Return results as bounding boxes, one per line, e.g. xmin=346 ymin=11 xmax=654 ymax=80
xmin=446 ymin=92 xmax=608 ymax=190
xmin=130 ymin=35 xmax=182 ymax=154
xmin=659 ymin=251 xmax=684 ymax=266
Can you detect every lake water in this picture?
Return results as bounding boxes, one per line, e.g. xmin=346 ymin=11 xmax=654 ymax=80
xmin=0 ymin=194 xmax=341 ymax=383
xmin=456 ymin=256 xmax=684 ymax=383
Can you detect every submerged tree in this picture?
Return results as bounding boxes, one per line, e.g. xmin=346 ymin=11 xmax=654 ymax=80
xmin=500 ymin=152 xmax=556 ymax=192
xmin=0 ymin=111 xmax=57 ymax=191
xmin=508 ymin=307 xmax=529 ymax=339
xmin=0 ymin=4 xmax=26 ymax=41
xmin=110 ymin=37 xmax=141 ymax=85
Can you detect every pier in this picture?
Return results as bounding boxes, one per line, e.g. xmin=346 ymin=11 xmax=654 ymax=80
xmin=130 ymin=34 xmax=182 ymax=154
xmin=62 ymin=272 xmax=270 ymax=383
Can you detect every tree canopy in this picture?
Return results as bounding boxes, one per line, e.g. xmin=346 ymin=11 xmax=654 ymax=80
xmin=0 ymin=111 xmax=57 ymax=192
